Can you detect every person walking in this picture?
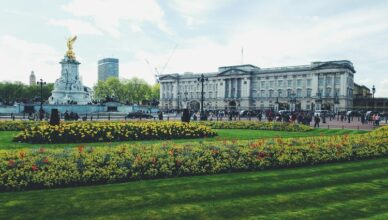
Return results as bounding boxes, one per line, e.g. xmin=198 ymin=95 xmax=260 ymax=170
xmin=314 ymin=114 xmax=320 ymax=128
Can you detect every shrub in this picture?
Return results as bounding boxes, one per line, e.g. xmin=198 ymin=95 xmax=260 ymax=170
xmin=199 ymin=121 xmax=312 ymax=132
xmin=0 ymin=121 xmax=45 ymax=131
xmin=13 ymin=121 xmax=217 ymax=144
xmin=1 ymin=126 xmax=386 ymax=191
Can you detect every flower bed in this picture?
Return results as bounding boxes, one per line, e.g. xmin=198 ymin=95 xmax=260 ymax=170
xmin=199 ymin=121 xmax=312 ymax=132
xmin=0 ymin=121 xmax=45 ymax=131
xmin=1 ymin=126 xmax=386 ymax=191
xmin=13 ymin=121 xmax=217 ymax=144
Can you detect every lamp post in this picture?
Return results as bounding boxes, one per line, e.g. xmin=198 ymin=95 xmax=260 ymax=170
xmin=289 ymin=91 xmax=297 ymax=112
xmin=177 ymin=92 xmax=180 ymax=111
xmin=372 ymin=85 xmax=376 ymax=110
xmin=184 ymin=91 xmax=188 ymax=108
xmin=197 ymin=74 xmax=208 ymax=120
xmin=316 ymin=92 xmax=322 ymax=111
xmin=334 ymin=92 xmax=339 ymax=113
xmin=275 ymin=96 xmax=279 ymax=112
xmin=37 ymin=79 xmax=46 ymax=120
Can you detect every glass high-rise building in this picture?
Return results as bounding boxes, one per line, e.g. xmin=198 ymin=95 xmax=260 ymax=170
xmin=98 ymin=58 xmax=119 ymax=81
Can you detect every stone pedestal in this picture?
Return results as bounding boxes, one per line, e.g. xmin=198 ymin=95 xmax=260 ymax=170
xmin=49 ymin=56 xmax=91 ymax=105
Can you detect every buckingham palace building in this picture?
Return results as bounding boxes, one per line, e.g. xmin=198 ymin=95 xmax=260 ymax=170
xmin=158 ymin=60 xmax=355 ymax=112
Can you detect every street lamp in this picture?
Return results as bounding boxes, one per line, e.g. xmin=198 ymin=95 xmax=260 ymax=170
xmin=289 ymin=91 xmax=297 ymax=112
xmin=184 ymin=91 xmax=188 ymax=108
xmin=315 ymin=92 xmax=322 ymax=111
xmin=197 ymin=74 xmax=208 ymax=120
xmin=275 ymin=96 xmax=279 ymax=112
xmin=334 ymin=92 xmax=339 ymax=113
xmin=372 ymin=85 xmax=376 ymax=110
xmin=37 ymin=79 xmax=46 ymax=120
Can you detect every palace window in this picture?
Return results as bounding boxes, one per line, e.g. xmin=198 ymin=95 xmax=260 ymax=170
xmin=297 ymin=89 xmax=302 ymax=97
xmin=297 ymin=79 xmax=302 ymax=87
xmin=278 ymin=89 xmax=283 ymax=97
xmin=278 ymin=80 xmax=283 ymax=87
xmin=318 ymin=77 xmax=324 ymax=86
xmin=335 ymin=76 xmax=340 ymax=85
xmin=326 ymin=77 xmax=332 ymax=85
xmin=269 ymin=90 xmax=274 ymax=98
xmin=287 ymin=80 xmax=292 ymax=87
xmin=307 ymin=89 xmax=312 ymax=97
xmin=307 ymin=79 xmax=312 ymax=87
xmin=287 ymin=89 xmax=292 ymax=97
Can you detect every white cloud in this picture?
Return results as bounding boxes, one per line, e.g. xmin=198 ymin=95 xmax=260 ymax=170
xmin=48 ymin=19 xmax=102 ymax=35
xmin=61 ymin=0 xmax=171 ymax=37
xmin=168 ymin=0 xmax=231 ymax=26
xmin=0 ymin=35 xmax=61 ymax=84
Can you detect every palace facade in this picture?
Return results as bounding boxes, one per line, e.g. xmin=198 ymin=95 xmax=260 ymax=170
xmin=158 ymin=60 xmax=356 ymax=112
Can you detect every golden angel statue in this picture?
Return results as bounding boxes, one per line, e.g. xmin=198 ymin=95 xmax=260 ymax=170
xmin=66 ymin=36 xmax=77 ymax=59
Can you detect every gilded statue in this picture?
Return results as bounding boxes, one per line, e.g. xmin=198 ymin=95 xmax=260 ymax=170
xmin=66 ymin=36 xmax=77 ymax=59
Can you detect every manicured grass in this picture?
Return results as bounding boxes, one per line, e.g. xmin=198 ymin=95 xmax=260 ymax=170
xmin=0 ymin=128 xmax=367 ymax=150
xmin=1 ymin=158 xmax=387 ymax=219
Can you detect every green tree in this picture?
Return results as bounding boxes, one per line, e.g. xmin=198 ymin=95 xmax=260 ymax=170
xmin=92 ymin=77 xmax=159 ymax=105
xmin=0 ymin=81 xmax=53 ymax=105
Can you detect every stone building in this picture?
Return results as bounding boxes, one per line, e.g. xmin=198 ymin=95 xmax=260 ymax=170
xmin=29 ymin=71 xmax=36 ymax=86
xmin=353 ymin=83 xmax=371 ymax=98
xmin=158 ymin=60 xmax=356 ymax=112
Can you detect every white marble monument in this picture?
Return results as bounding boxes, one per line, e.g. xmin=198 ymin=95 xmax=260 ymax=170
xmin=49 ymin=36 xmax=91 ymax=105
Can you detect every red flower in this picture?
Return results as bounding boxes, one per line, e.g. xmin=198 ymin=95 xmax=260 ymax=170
xmin=19 ymin=151 xmax=26 ymax=159
xmin=77 ymin=146 xmax=84 ymax=153
xmin=43 ymin=158 xmax=49 ymax=164
xmin=31 ymin=164 xmax=39 ymax=171
xmin=151 ymin=157 xmax=157 ymax=165
xmin=8 ymin=159 xmax=16 ymax=168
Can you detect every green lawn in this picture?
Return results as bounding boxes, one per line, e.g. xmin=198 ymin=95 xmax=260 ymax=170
xmin=1 ymin=158 xmax=387 ymax=219
xmin=0 ymin=128 xmax=367 ymax=150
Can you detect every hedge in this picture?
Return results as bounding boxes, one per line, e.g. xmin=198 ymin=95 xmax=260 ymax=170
xmin=0 ymin=121 xmax=45 ymax=131
xmin=1 ymin=126 xmax=386 ymax=191
xmin=13 ymin=121 xmax=217 ymax=144
xmin=199 ymin=121 xmax=312 ymax=132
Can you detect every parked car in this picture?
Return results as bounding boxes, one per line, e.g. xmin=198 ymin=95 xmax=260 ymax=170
xmin=240 ymin=110 xmax=255 ymax=117
xmin=314 ymin=110 xmax=329 ymax=117
xmin=278 ymin=110 xmax=291 ymax=116
xmin=125 ymin=112 xmax=153 ymax=119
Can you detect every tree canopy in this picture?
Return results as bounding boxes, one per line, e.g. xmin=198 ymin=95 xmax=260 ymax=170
xmin=93 ymin=77 xmax=159 ymax=105
xmin=0 ymin=81 xmax=54 ymax=105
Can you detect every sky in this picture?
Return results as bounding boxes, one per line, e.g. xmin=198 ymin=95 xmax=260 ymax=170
xmin=0 ymin=0 xmax=388 ymax=96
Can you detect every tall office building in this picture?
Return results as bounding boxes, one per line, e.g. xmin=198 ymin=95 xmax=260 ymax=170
xmin=29 ymin=71 xmax=36 ymax=86
xmin=98 ymin=58 xmax=119 ymax=81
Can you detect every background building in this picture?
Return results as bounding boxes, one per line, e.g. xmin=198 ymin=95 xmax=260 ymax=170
xmin=29 ymin=71 xmax=36 ymax=86
xmin=353 ymin=83 xmax=371 ymax=98
xmin=98 ymin=58 xmax=119 ymax=81
xmin=158 ymin=60 xmax=356 ymax=112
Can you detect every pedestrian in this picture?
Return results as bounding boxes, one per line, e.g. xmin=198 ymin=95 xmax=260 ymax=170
xmin=314 ymin=114 xmax=320 ymax=128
